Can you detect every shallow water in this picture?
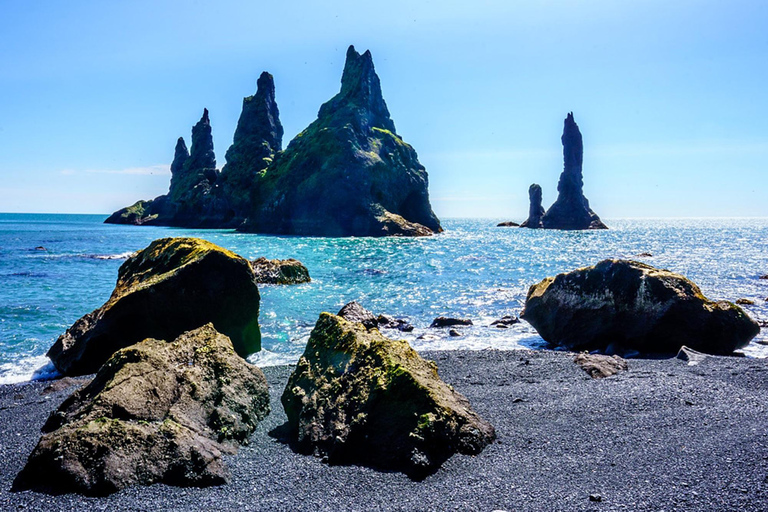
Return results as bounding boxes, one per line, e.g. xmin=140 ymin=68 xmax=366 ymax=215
xmin=1 ymin=214 xmax=766 ymax=384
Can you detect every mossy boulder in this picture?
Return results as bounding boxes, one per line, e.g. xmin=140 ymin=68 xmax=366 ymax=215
xmin=281 ymin=312 xmax=495 ymax=478
xmin=47 ymin=237 xmax=261 ymax=376
xmin=251 ymin=257 xmax=310 ymax=285
xmin=521 ymin=259 xmax=760 ymax=355
xmin=15 ymin=325 xmax=270 ymax=496
xmin=103 ymin=199 xmax=159 ymax=225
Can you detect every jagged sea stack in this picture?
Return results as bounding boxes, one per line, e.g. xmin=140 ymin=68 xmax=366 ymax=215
xmin=540 ymin=113 xmax=607 ymax=230
xmin=239 ymin=46 xmax=442 ymax=236
xmin=520 ymin=183 xmax=544 ymax=228
xmin=219 ymin=72 xmax=283 ymax=216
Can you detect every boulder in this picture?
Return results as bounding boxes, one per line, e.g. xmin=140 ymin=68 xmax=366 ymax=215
xmin=337 ymin=301 xmax=378 ymax=329
xmin=521 ymin=259 xmax=760 ymax=355
xmin=281 ymin=313 xmax=495 ymax=478
xmin=47 ymin=237 xmax=261 ymax=376
xmin=251 ymin=257 xmax=310 ymax=284
xmin=519 ymin=183 xmax=545 ymax=228
xmin=430 ymin=317 xmax=473 ymax=328
xmin=238 ymin=46 xmax=442 ymax=237
xmin=15 ymin=325 xmax=270 ymax=496
xmin=540 ymin=113 xmax=607 ymax=230
xmin=573 ymin=353 xmax=628 ymax=379
xmin=736 ymin=298 xmax=755 ymax=305
xmin=377 ymin=314 xmax=414 ymax=332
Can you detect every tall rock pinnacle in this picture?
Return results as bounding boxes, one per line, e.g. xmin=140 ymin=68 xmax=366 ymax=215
xmin=168 ymin=137 xmax=190 ymax=193
xmin=186 ymin=108 xmax=216 ymax=173
xmin=540 ymin=113 xmax=607 ymax=230
xmin=520 ymin=183 xmax=545 ymax=228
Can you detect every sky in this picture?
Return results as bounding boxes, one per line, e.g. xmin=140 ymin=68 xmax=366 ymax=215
xmin=0 ymin=0 xmax=766 ymax=219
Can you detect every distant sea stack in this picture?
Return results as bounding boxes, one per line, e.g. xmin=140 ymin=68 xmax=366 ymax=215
xmin=519 ymin=183 xmax=544 ymax=228
xmin=105 ymin=47 xmax=441 ymax=237
xmin=539 ymin=113 xmax=607 ymax=230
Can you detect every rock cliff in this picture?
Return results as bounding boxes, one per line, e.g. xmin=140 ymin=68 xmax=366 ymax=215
xmin=540 ymin=113 xmax=607 ymax=230
xmin=105 ymin=47 xmax=441 ymax=237
xmin=520 ymin=183 xmax=545 ymax=228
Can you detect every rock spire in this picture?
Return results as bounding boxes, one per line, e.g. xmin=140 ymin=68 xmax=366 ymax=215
xmin=520 ymin=183 xmax=545 ymax=228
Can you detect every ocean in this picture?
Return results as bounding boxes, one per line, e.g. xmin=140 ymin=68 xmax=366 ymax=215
xmin=1 ymin=213 xmax=766 ymax=384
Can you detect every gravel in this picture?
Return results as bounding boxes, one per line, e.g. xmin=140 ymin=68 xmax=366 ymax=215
xmin=2 ymin=349 xmax=768 ymax=511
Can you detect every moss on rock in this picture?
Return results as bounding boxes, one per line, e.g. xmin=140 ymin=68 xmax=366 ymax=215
xmin=251 ymin=257 xmax=310 ymax=284
xmin=281 ymin=312 xmax=495 ymax=478
xmin=521 ymin=259 xmax=760 ymax=355
xmin=14 ymin=325 xmax=270 ymax=496
xmin=47 ymin=237 xmax=262 ymax=376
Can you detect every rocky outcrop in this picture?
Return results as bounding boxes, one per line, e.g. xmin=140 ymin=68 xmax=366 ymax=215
xmin=47 ymin=237 xmax=261 ymax=376
xmin=238 ymin=46 xmax=441 ymax=237
xmin=520 ymin=183 xmax=545 ymax=228
xmin=15 ymin=325 xmax=270 ymax=496
xmin=521 ymin=259 xmax=760 ymax=355
xmin=497 ymin=221 xmax=519 ymax=227
xmin=281 ymin=312 xmax=495 ymax=478
xmin=539 ymin=113 xmax=607 ymax=230
xmin=106 ymin=48 xmax=441 ymax=237
xmin=219 ymin=72 xmax=283 ymax=216
xmin=430 ymin=317 xmax=473 ymax=328
xmin=251 ymin=257 xmax=310 ymax=284
xmin=573 ymin=353 xmax=628 ymax=379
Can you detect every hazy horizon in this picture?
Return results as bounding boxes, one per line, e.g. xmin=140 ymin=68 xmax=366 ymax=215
xmin=1 ymin=0 xmax=766 ymax=219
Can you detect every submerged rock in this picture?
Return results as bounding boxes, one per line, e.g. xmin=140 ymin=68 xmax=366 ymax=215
xmin=47 ymin=237 xmax=261 ymax=376
xmin=281 ymin=313 xmax=495 ymax=478
xmin=491 ymin=315 xmax=520 ymax=328
xmin=377 ymin=314 xmax=414 ymax=332
xmin=540 ymin=113 xmax=607 ymax=230
xmin=521 ymin=259 xmax=760 ymax=355
xmin=15 ymin=325 xmax=270 ymax=496
xmin=736 ymin=298 xmax=755 ymax=305
xmin=251 ymin=257 xmax=310 ymax=284
xmin=573 ymin=353 xmax=628 ymax=379
xmin=238 ymin=46 xmax=441 ymax=237
xmin=497 ymin=221 xmax=520 ymax=227
xmin=430 ymin=317 xmax=473 ymax=328
xmin=520 ymin=183 xmax=545 ymax=229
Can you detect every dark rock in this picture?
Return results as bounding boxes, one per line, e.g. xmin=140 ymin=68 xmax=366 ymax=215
xmin=589 ymin=494 xmax=603 ymax=502
xmin=281 ymin=313 xmax=495 ymax=478
xmin=337 ymin=301 xmax=378 ymax=330
xmin=448 ymin=329 xmax=461 ymax=337
xmin=496 ymin=221 xmax=520 ymax=227
xmin=377 ymin=314 xmax=414 ymax=332
xmin=47 ymin=237 xmax=261 ymax=376
xmin=251 ymin=257 xmax=310 ymax=284
xmin=736 ymin=298 xmax=755 ymax=305
xmin=521 ymin=259 xmax=760 ymax=355
xmin=540 ymin=113 xmax=607 ymax=230
xmin=39 ymin=377 xmax=83 ymax=396
xmin=219 ymin=72 xmax=283 ymax=215
xmin=573 ymin=352 xmax=628 ymax=379
xmin=491 ymin=315 xmax=520 ymax=328
xmin=759 ymin=274 xmax=768 ymax=279
xmin=34 ymin=246 xmax=46 ymax=251
xmin=430 ymin=317 xmax=473 ymax=328
xmin=15 ymin=325 xmax=269 ymax=496
xmin=238 ymin=46 xmax=441 ymax=237
xmin=636 ymin=252 xmax=653 ymax=258
xmin=520 ymin=183 xmax=545 ymax=228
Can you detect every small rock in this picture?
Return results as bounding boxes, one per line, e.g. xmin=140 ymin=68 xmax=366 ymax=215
xmin=337 ymin=302 xmax=378 ymax=330
xmin=676 ymin=346 xmax=708 ymax=366
xmin=449 ymin=329 xmax=461 ymax=337
xmin=430 ymin=317 xmax=473 ymax=328
xmin=34 ymin=246 xmax=46 ymax=251
xmin=573 ymin=353 xmax=628 ymax=379
xmin=39 ymin=377 xmax=82 ymax=396
xmin=377 ymin=314 xmax=414 ymax=332
xmin=589 ymin=494 xmax=603 ymax=502
xmin=491 ymin=315 xmax=520 ymax=328
xmin=496 ymin=221 xmax=520 ymax=227
xmin=636 ymin=252 xmax=653 ymax=257
xmin=759 ymin=274 xmax=768 ymax=280
xmin=251 ymin=257 xmax=310 ymax=284
xmin=735 ymin=298 xmax=755 ymax=305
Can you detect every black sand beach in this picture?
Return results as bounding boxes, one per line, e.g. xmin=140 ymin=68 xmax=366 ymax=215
xmin=2 ymin=349 xmax=768 ymax=511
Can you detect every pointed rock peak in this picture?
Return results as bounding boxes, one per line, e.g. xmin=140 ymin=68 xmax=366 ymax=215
xmin=318 ymin=45 xmax=394 ymax=132
xmin=187 ymin=108 xmax=216 ymax=171
xmin=228 ymin=70 xmax=283 ymax=153
xmin=201 ymin=108 xmax=210 ymax=125
xmin=171 ymin=137 xmax=189 ymax=175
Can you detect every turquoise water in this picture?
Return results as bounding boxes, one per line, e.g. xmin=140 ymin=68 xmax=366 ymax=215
xmin=1 ymin=214 xmax=766 ymax=383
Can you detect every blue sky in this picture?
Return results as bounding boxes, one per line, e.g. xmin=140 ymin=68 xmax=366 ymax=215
xmin=1 ymin=0 xmax=766 ymax=218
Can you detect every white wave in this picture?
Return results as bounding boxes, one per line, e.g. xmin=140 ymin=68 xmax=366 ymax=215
xmin=248 ymin=349 xmax=301 ymax=368
xmin=90 ymin=252 xmax=136 ymax=260
xmin=0 ymin=356 xmax=60 ymax=385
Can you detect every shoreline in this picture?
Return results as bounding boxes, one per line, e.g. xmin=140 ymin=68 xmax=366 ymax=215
xmin=2 ymin=348 xmax=767 ymax=510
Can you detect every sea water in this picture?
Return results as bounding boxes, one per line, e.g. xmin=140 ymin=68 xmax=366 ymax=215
xmin=1 ymin=214 xmax=766 ymax=384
